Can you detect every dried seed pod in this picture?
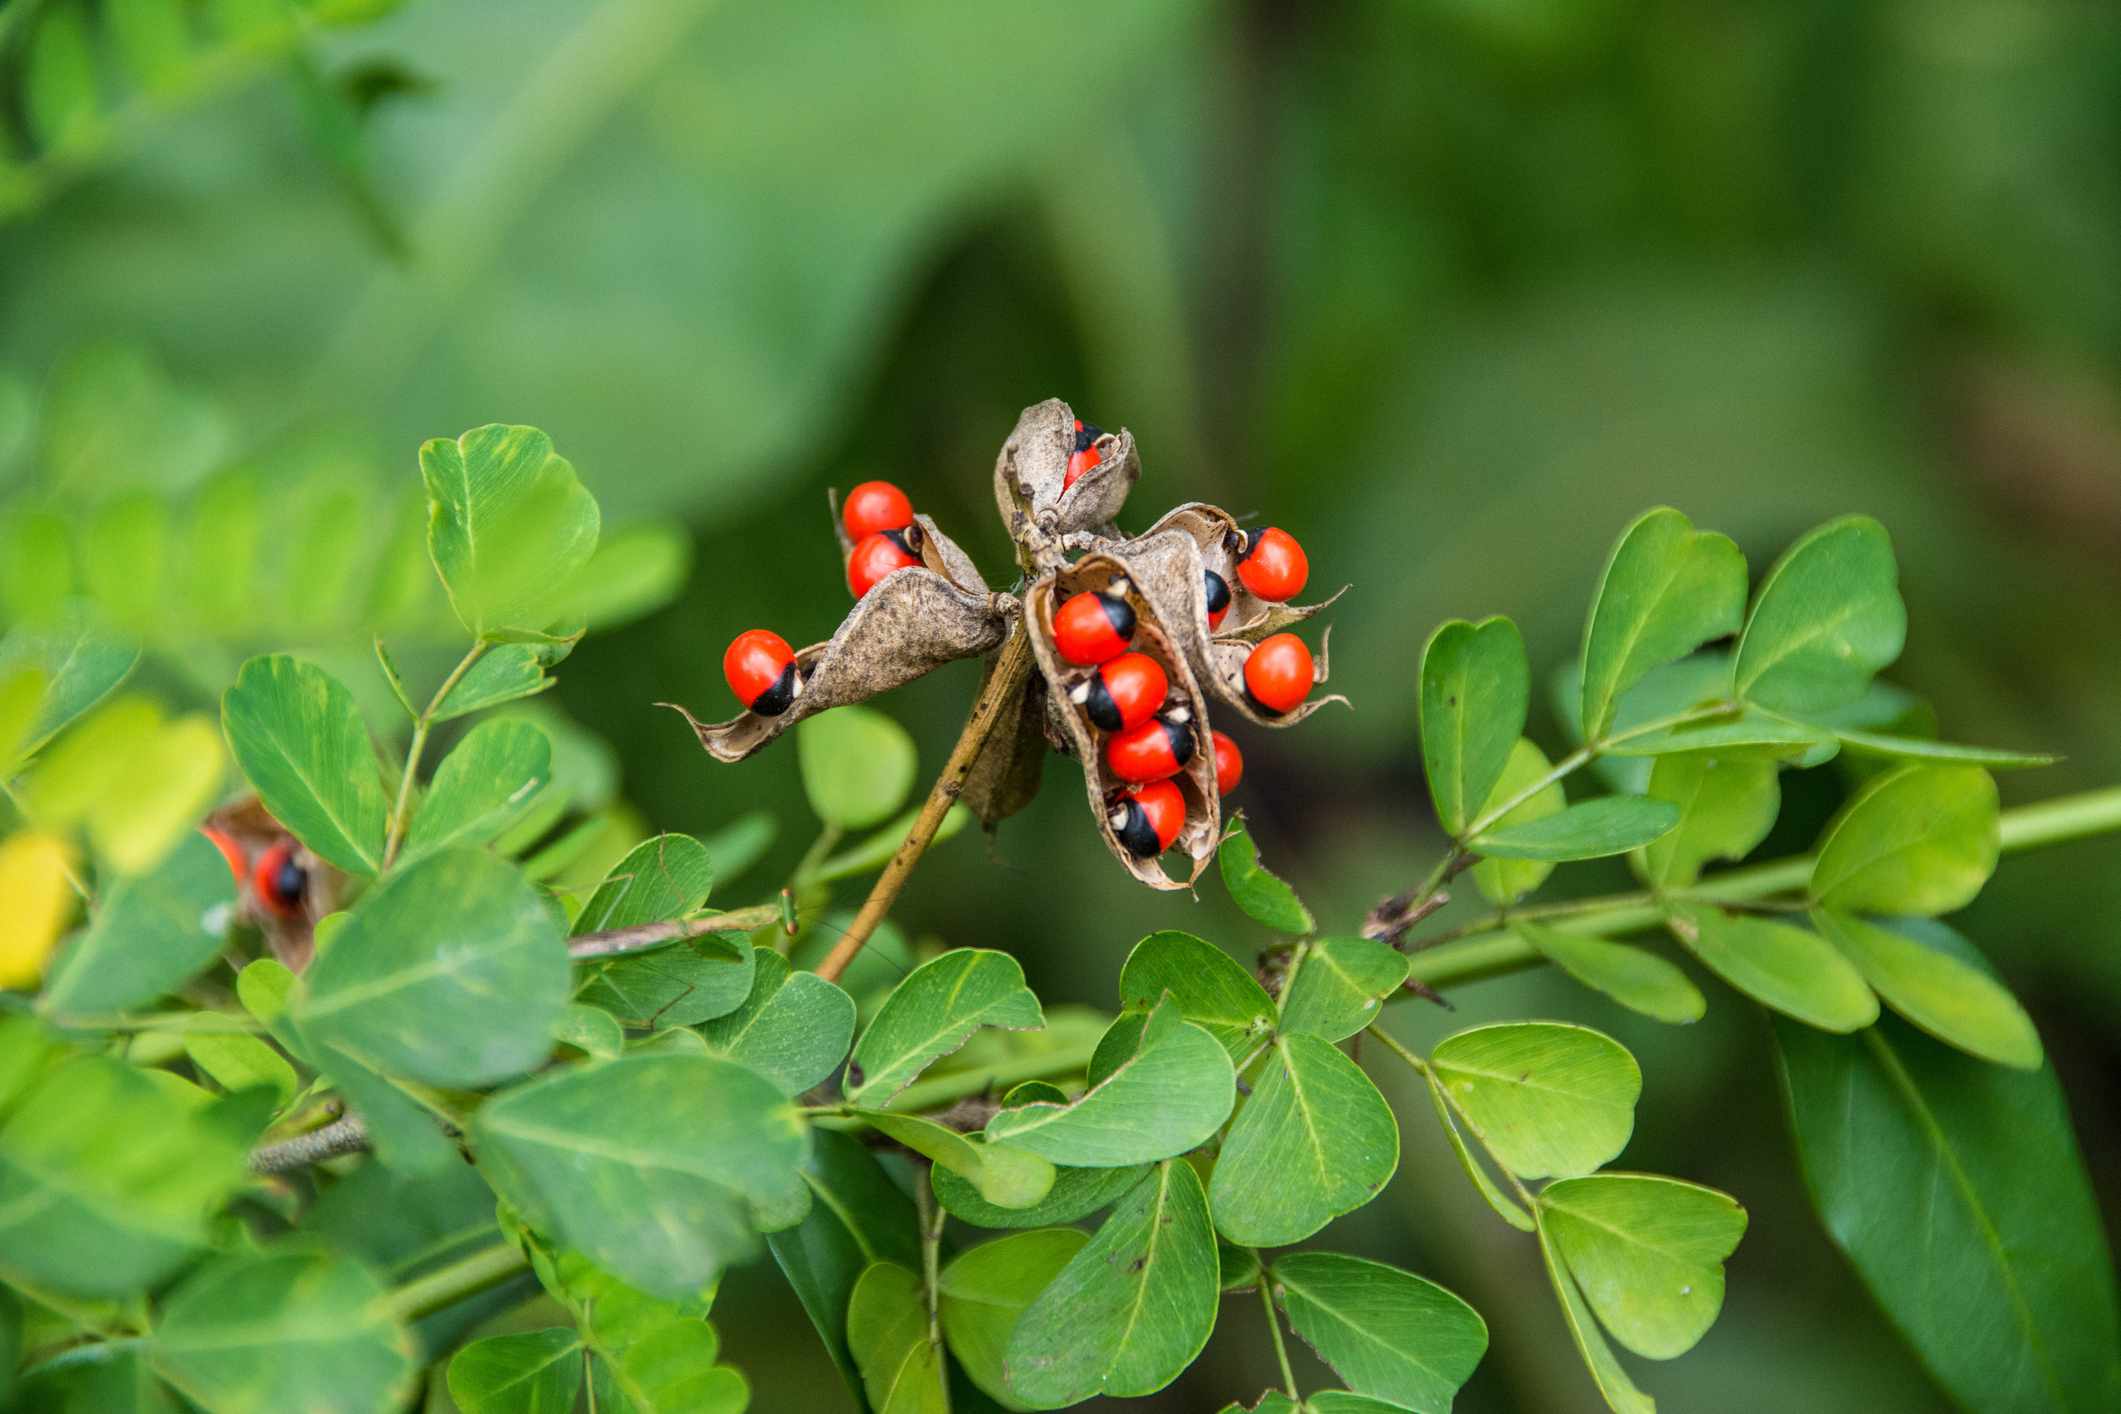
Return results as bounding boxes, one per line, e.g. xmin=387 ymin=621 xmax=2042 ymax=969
xmin=667 ymin=574 xmax=1010 ymax=762
xmin=1026 ymin=553 xmax=1219 ymax=889
xmin=1203 ymin=624 xmax=1350 ymax=728
xmin=993 ymin=398 xmax=1141 ymax=539
xmin=959 ymin=638 xmax=1050 ymax=826
xmin=1118 ymin=502 xmax=1348 ymax=641
xmin=827 ymin=490 xmax=989 ymax=595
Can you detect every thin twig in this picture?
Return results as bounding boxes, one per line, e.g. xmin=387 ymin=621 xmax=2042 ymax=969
xmin=250 ymin=1116 xmax=371 ymax=1174
xmin=815 ymin=629 xmax=1036 ymax=985
xmin=382 ymin=641 xmax=489 ymax=870
xmin=1258 ymin=1267 xmax=1298 ymax=1399
xmin=566 ymin=905 xmax=780 ymax=961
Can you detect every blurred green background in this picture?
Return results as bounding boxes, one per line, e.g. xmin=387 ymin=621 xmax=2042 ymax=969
xmin=5 ymin=0 xmax=2119 ymax=1408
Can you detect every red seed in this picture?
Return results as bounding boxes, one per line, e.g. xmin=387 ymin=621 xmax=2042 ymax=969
xmin=724 ymin=629 xmax=799 ymax=714
xmin=251 ymin=840 xmax=307 ymax=920
xmin=1074 ymin=652 xmax=1169 ymax=733
xmin=1236 ymin=527 xmax=1309 ymax=602
xmin=1212 ymin=730 xmax=1244 ymax=795
xmin=1106 ymin=710 xmax=1196 ymax=783
xmin=1244 ymin=633 xmax=1314 ymax=715
xmin=847 ymin=529 xmax=921 ymax=598
xmin=1052 ymin=588 xmax=1135 ymax=666
xmin=841 ymin=480 xmax=915 ymax=541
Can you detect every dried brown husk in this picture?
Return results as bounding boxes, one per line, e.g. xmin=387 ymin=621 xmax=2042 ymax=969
xmin=666 ymin=571 xmax=1009 ymax=762
xmin=1024 ymin=553 xmax=1219 ymax=890
xmin=1203 ymin=623 xmax=1350 ymax=728
xmin=825 ymin=490 xmax=989 ymax=596
xmin=1121 ymin=501 xmax=1349 ymax=641
xmin=992 ymin=398 xmax=1140 ymax=539
xmin=959 ymin=638 xmax=1049 ymax=826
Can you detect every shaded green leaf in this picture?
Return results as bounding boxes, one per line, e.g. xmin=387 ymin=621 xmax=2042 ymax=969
xmin=1732 ymin=515 xmax=1905 ymax=715
xmin=1662 ymin=902 xmax=1875 ymax=1033
xmin=220 ymin=654 xmax=388 ymax=876
xmin=1512 ymin=923 xmax=1705 ymax=1026
xmin=1309 ymin=1395 xmax=1424 ymax=1414
xmin=1429 ymin=1022 xmax=1640 ymax=1180
xmin=1540 ymin=1174 xmax=1746 ymax=1360
xmin=309 ymin=1044 xmax=457 ymax=1177
xmin=1219 ymin=819 xmax=1316 ymax=934
xmin=856 ymin=1109 xmax=1054 ymax=1211
xmin=554 ymin=1003 xmax=624 ymax=1060
xmin=578 ymin=936 xmax=755 ymax=1032
xmin=1116 ymin=930 xmax=1276 ymax=1060
xmin=1829 ymin=728 xmax=2056 ymax=771
xmin=934 ymin=1135 xmax=1148 ymax=1231
xmin=1006 ymin=1159 xmax=1220 ymax=1405
xmin=1469 ymin=737 xmax=1565 ymax=905
xmin=421 ymin=424 xmax=601 ymax=639
xmin=1809 ymin=764 xmax=2000 ymax=916
xmin=1471 ymin=796 xmax=1679 ymax=862
xmin=799 ymin=705 xmax=917 ymax=831
xmin=847 ymin=1262 xmax=948 ymax=1414
xmin=1813 ymin=912 xmax=2041 ymax=1069
xmin=1633 ymin=751 xmax=1779 ymax=890
xmin=1580 ymin=508 xmax=1745 ymax=741
xmin=849 ymin=948 xmax=1043 ymax=1105
xmin=38 ymin=830 xmax=234 ymax=1016
xmin=1211 ymin=1033 xmax=1399 ymax=1247
xmin=1422 ymin=1070 xmax=1534 ymax=1231
xmin=767 ymin=1130 xmax=920 ymax=1396
xmin=431 ymin=641 xmax=570 ymax=723
xmin=447 ymin=1329 xmax=583 ymax=1414
xmin=1420 ymin=615 xmax=1530 ymax=837
xmin=1273 ymin=1252 xmax=1487 ymax=1414
xmin=698 ymin=947 xmax=856 ymax=1096
xmin=940 ymin=1228 xmax=1090 ymax=1411
xmin=183 ymin=1029 xmax=297 ymax=1108
xmin=1538 ymin=1217 xmax=1655 ymax=1414
xmin=15 ymin=1339 xmax=179 ymax=1413
xmin=400 ymin=718 xmax=552 ymax=863
xmin=1278 ymin=936 xmax=1411 ymax=1042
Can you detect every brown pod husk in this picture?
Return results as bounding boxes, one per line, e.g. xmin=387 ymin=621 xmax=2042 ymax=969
xmin=1121 ymin=501 xmax=1349 ymax=641
xmin=992 ymin=398 xmax=1141 ymax=539
xmin=1024 ymin=553 xmax=1220 ymax=889
xmin=826 ymin=490 xmax=989 ymax=596
xmin=959 ymin=638 xmax=1049 ymax=826
xmin=666 ymin=573 xmax=1009 ymax=762
xmin=1203 ymin=624 xmax=1350 ymax=728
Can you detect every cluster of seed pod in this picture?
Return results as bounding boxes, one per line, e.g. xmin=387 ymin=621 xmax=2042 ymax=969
xmin=677 ymin=398 xmax=1346 ymax=891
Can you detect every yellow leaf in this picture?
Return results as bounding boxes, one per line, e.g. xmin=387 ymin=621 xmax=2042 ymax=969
xmin=23 ymin=696 xmax=164 ymax=828
xmin=0 ymin=667 xmax=47 ymax=769
xmin=90 ymin=714 xmax=225 ymax=874
xmin=0 ymin=832 xmax=79 ymax=989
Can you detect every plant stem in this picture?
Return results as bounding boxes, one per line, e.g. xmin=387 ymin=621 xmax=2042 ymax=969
xmin=1257 ymin=1267 xmax=1298 ymax=1399
xmin=385 ymin=1240 xmax=529 ymax=1322
xmin=566 ymin=905 xmax=782 ymax=960
xmin=916 ymin=1174 xmax=947 ymax=1381
xmin=250 ymin=1115 xmax=371 ymax=1173
xmin=1399 ymin=783 xmax=2121 ymax=994
xmin=382 ymin=641 xmax=489 ymax=870
xmin=815 ymin=629 xmax=1035 ymax=985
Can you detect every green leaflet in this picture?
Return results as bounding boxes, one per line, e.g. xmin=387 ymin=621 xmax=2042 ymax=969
xmin=219 ymin=654 xmax=389 ymax=876
xmin=1278 ymin=936 xmax=1410 ymax=1043
xmin=0 ymin=609 xmax=139 ymax=762
xmin=1418 ymin=616 xmax=1530 ymax=836
xmin=1470 ymin=795 xmax=1680 ymax=862
xmin=1512 ymin=923 xmax=1705 ymax=1026
xmin=698 ymin=948 xmax=857 ymax=1096
xmin=183 ymin=1030 xmax=297 ymax=1109
xmin=13 ymin=1339 xmax=178 ymax=1413
xmin=848 ymin=948 xmax=1044 ymax=1105
xmin=938 ymin=1228 xmax=1089 ymax=1411
xmin=447 ymin=1329 xmax=583 ymax=1414
xmin=1579 ymin=508 xmax=1745 ymax=741
xmin=857 ymin=1109 xmax=1055 ymax=1211
xmin=1632 ymin=750 xmax=1778 ymax=890
xmin=799 ymin=705 xmax=918 ymax=831
xmin=1428 ymin=1022 xmax=1640 ymax=1180
xmin=1809 ymin=764 xmax=2000 ymax=916
xmin=1273 ymin=1251 xmax=1488 ymax=1414
xmin=1663 ymin=902 xmax=1876 ymax=1033
xmin=1828 ymin=727 xmax=2056 ymax=771
xmin=430 ymin=641 xmax=572 ymax=723
xmin=1116 ymin=931 xmax=1277 ymax=1060
xmin=572 ymin=834 xmax=753 ymax=1030
xmin=38 ymin=830 xmax=234 ymax=1017
xmin=1539 ymin=1173 xmax=1746 ymax=1360
xmin=767 ymin=1130 xmax=920 ymax=1397
xmin=1423 ymin=1070 xmax=1534 ymax=1231
xmin=1219 ymin=819 xmax=1317 ymax=934
xmin=399 ymin=718 xmax=553 ymax=864
xmin=847 ymin=1262 xmax=948 ymax=1414
xmin=1731 ymin=515 xmax=1905 ymax=715
xmin=1538 ymin=1215 xmax=1655 ymax=1414
xmin=420 ymin=424 xmax=601 ymax=640
xmin=1811 ymin=912 xmax=2041 ymax=1069
xmin=1468 ymin=737 xmax=1566 ymax=905
xmin=1210 ymin=1033 xmax=1399 ymax=1247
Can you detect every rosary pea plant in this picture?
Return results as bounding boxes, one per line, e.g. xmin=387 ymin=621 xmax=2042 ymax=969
xmin=0 ymin=405 xmax=2116 ymax=1413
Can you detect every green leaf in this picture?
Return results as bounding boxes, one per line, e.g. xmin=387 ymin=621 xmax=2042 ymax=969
xmin=1579 ymin=508 xmax=1746 ymax=741
xmin=767 ymin=1130 xmax=920 ymax=1396
xmin=150 ymin=1248 xmax=417 ymax=1414
xmin=1419 ymin=616 xmax=1531 ymax=837
xmin=0 ymin=668 xmax=46 ymax=771
xmin=573 ymin=833 xmax=714 ymax=933
xmin=847 ymin=1262 xmax=948 ymax=1414
xmin=475 ymin=1054 xmax=809 ymax=1299
xmin=1469 ymin=738 xmax=1566 ymax=905
xmin=0 ymin=1049 xmax=257 ymax=1297
xmin=447 ymin=1329 xmax=583 ymax=1414
xmin=855 ymin=1109 xmax=1055 ymax=1211
xmin=809 ymin=802 xmax=971 ymax=884
xmin=1540 ymin=1174 xmax=1746 ymax=1360
xmin=183 ymin=1030 xmax=297 ymax=1108
xmin=1470 ymin=796 xmax=1680 ymax=861
xmin=1006 ymin=1159 xmax=1220 ymax=1405
xmin=294 ymin=848 xmax=569 ymax=1086
xmin=848 ymin=948 xmax=1043 ymax=1105
xmin=798 ymin=705 xmax=917 ymax=831
xmin=1812 ymin=912 xmax=2041 ymax=1069
xmin=0 ymin=611 xmax=138 ymax=759
xmin=1777 ymin=1004 xmax=2121 ymax=1414
xmin=1429 ymin=1022 xmax=1640 ymax=1180
xmin=1538 ymin=1217 xmax=1655 ymax=1414
xmin=1217 ymin=1394 xmax=1302 ymax=1414
xmin=0 ymin=1278 xmax=18 ymax=1404
xmin=554 ymin=1002 xmax=625 ymax=1060
xmin=1605 ymin=710 xmax=1836 ymax=761
xmin=400 ymin=718 xmax=553 ymax=863
xmin=16 ymin=1339 xmax=179 ymax=1413
xmin=431 ymin=642 xmax=570 ymax=723
xmin=1732 ymin=515 xmax=1906 ymax=715
xmin=939 ymin=1228 xmax=1090 ymax=1411
xmin=421 ymin=424 xmax=602 ymax=639
xmin=1662 ymin=902 xmax=1876 ymax=1032
xmin=1829 ymin=727 xmax=2057 ymax=771
xmin=698 ymin=948 xmax=857 ymax=1096
xmin=220 ymin=654 xmax=389 ymax=876
xmin=983 ymin=998 xmax=1235 ymax=1166
xmin=37 ymin=830 xmax=234 ymax=1016
xmin=1219 ymin=819 xmax=1317 ymax=934
xmin=1273 ymin=1252 xmax=1488 ymax=1414
xmin=700 ymin=812 xmax=778 ymax=886
xmin=1423 ymin=1070 xmax=1534 ymax=1231
xmin=1116 ymin=930 xmax=1277 ymax=1060
xmin=1809 ymin=764 xmax=2000 ymax=916
xmin=1309 ymin=1395 xmax=1426 ymax=1414
xmin=1554 ymin=654 xmax=1733 ymax=795
xmin=571 ymin=834 xmax=751 ymax=1029
xmin=1278 ymin=936 xmax=1411 ymax=1042
xmin=1633 ymin=751 xmax=1779 ymax=890
xmin=309 ymin=1045 xmax=457 ymax=1177
xmin=933 ymin=1082 xmax=1150 ymax=1229
xmin=1210 ymin=1033 xmax=1399 ymax=1247
xmin=1512 ymin=923 xmax=1706 ymax=1026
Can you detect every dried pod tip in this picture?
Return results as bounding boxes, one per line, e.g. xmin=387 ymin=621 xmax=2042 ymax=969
xmin=1052 ymin=584 xmax=1137 ymax=666
xmin=1065 ymin=417 xmax=1105 ymax=490
xmin=1235 ymin=526 xmax=1309 ymax=602
xmin=724 ymin=629 xmax=801 ymax=716
xmin=1212 ymin=729 xmax=1244 ymax=795
xmin=847 ymin=526 xmax=922 ymax=599
xmin=1204 ymin=569 xmax=1232 ymax=629
xmin=1069 ymin=652 xmax=1169 ymax=733
xmin=1106 ymin=706 xmax=1196 ymax=784
xmin=1109 ymin=780 xmax=1185 ymax=858
xmin=842 ymin=480 xmax=914 ymax=540
xmin=1243 ymin=633 xmax=1315 ymax=716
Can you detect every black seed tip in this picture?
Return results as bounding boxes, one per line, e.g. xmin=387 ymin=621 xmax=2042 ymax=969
xmin=1074 ymin=421 xmax=1103 ymax=453
xmin=750 ymin=662 xmax=800 ymax=717
xmin=1110 ymin=800 xmax=1161 ymax=858
xmin=1161 ymin=713 xmax=1196 ymax=766
xmin=1101 ymin=592 xmax=1137 ymax=645
xmin=1079 ymin=673 xmax=1122 ymax=732
xmin=1203 ymin=570 xmax=1231 ymax=616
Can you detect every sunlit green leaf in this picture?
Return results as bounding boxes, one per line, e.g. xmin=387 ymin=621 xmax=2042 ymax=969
xmin=1828 ymin=727 xmax=2056 ymax=771
xmin=1116 ymin=930 xmax=1277 ymax=1060
xmin=1469 ymin=737 xmax=1565 ymax=905
xmin=1812 ymin=912 xmax=2040 ymax=1068
xmin=1210 ymin=1032 xmax=1398 ymax=1247
xmin=421 ymin=424 xmax=601 ymax=639
xmin=38 ymin=830 xmax=234 ymax=1017
xmin=1579 ymin=508 xmax=1745 ymax=741
xmin=939 ymin=1228 xmax=1089 ymax=1411
xmin=1732 ymin=515 xmax=1905 ymax=715
xmin=1419 ymin=616 xmax=1530 ymax=836
xmin=1662 ymin=902 xmax=1875 ymax=1033
xmin=183 ymin=1029 xmax=297 ymax=1109
xmin=699 ymin=948 xmax=856 ymax=1096
xmin=848 ymin=948 xmax=1043 ymax=1105
xmin=1538 ymin=1217 xmax=1655 ymax=1414
xmin=1470 ymin=795 xmax=1679 ymax=861
xmin=1278 ymin=936 xmax=1410 ymax=1043
xmin=1273 ymin=1252 xmax=1487 ymax=1414
xmin=1633 ymin=751 xmax=1778 ymax=890
xmin=1540 ymin=1174 xmax=1746 ymax=1360
xmin=846 ymin=1262 xmax=947 ymax=1414
xmin=1511 ymin=923 xmax=1705 ymax=1026
xmin=1809 ymin=764 xmax=1999 ymax=916
xmin=400 ymin=718 xmax=552 ymax=864
xmin=1422 ymin=1070 xmax=1533 ymax=1231
xmin=220 ymin=654 xmax=389 ymax=876
xmin=1429 ymin=1022 xmax=1640 ymax=1180
xmin=1219 ymin=819 xmax=1316 ymax=934
xmin=798 ymin=706 xmax=917 ymax=831
xmin=431 ymin=642 xmax=571 ymax=723
xmin=447 ymin=1329 xmax=583 ymax=1414
xmin=0 ymin=610 xmax=139 ymax=761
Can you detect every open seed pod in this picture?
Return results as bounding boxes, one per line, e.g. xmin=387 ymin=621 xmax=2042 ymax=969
xmin=958 ymin=637 xmax=1049 ymax=826
xmin=1203 ymin=624 xmax=1349 ymax=728
xmin=992 ymin=398 xmax=1141 ymax=539
xmin=1121 ymin=501 xmax=1349 ymax=641
xmin=1024 ymin=553 xmax=1220 ymax=889
xmin=825 ymin=490 xmax=990 ymax=596
xmin=668 ymin=573 xmax=1009 ymax=762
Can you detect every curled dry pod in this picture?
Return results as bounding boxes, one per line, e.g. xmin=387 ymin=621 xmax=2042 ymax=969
xmin=1118 ymin=501 xmax=1348 ymax=642
xmin=826 ymin=489 xmax=990 ymax=596
xmin=1203 ymin=624 xmax=1349 ymax=728
xmin=958 ymin=635 xmax=1050 ymax=827
xmin=1025 ymin=553 xmax=1219 ymax=889
xmin=666 ymin=574 xmax=1010 ymax=762
xmin=992 ymin=398 xmax=1141 ymax=539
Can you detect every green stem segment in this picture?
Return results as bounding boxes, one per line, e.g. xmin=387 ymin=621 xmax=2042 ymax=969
xmin=1257 ymin=1267 xmax=1299 ymax=1399
xmin=382 ymin=642 xmax=489 ymax=870
xmin=386 ymin=1240 xmax=529 ymax=1322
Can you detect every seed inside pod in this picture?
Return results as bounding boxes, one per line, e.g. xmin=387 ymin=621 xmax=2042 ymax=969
xmin=847 ymin=526 xmax=923 ymax=599
xmin=1069 ymin=651 xmax=1168 ymax=733
xmin=1244 ymin=633 xmax=1314 ymax=716
xmin=1204 ymin=569 xmax=1232 ymax=629
xmin=1108 ymin=779 xmax=1184 ymax=857
xmin=1106 ymin=705 xmax=1196 ymax=783
xmin=1053 ymin=579 xmax=1136 ymax=665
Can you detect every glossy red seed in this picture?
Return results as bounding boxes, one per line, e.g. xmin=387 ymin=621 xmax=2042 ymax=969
xmin=1244 ymin=633 xmax=1314 ymax=715
xmin=1236 ymin=526 xmax=1308 ymax=602
xmin=1052 ymin=590 xmax=1134 ymax=666
xmin=1107 ymin=711 xmax=1194 ymax=783
xmin=200 ymin=825 xmax=246 ymax=889
xmin=724 ymin=629 xmax=797 ymax=711
xmin=1212 ymin=730 xmax=1244 ymax=795
xmin=847 ymin=531 xmax=921 ymax=598
xmin=1131 ymin=779 xmax=1186 ymax=852
xmin=841 ymin=480 xmax=915 ymax=541
xmin=1084 ymin=653 xmax=1168 ymax=733
xmin=251 ymin=841 xmax=306 ymax=920
xmin=1064 ymin=445 xmax=1102 ymax=491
